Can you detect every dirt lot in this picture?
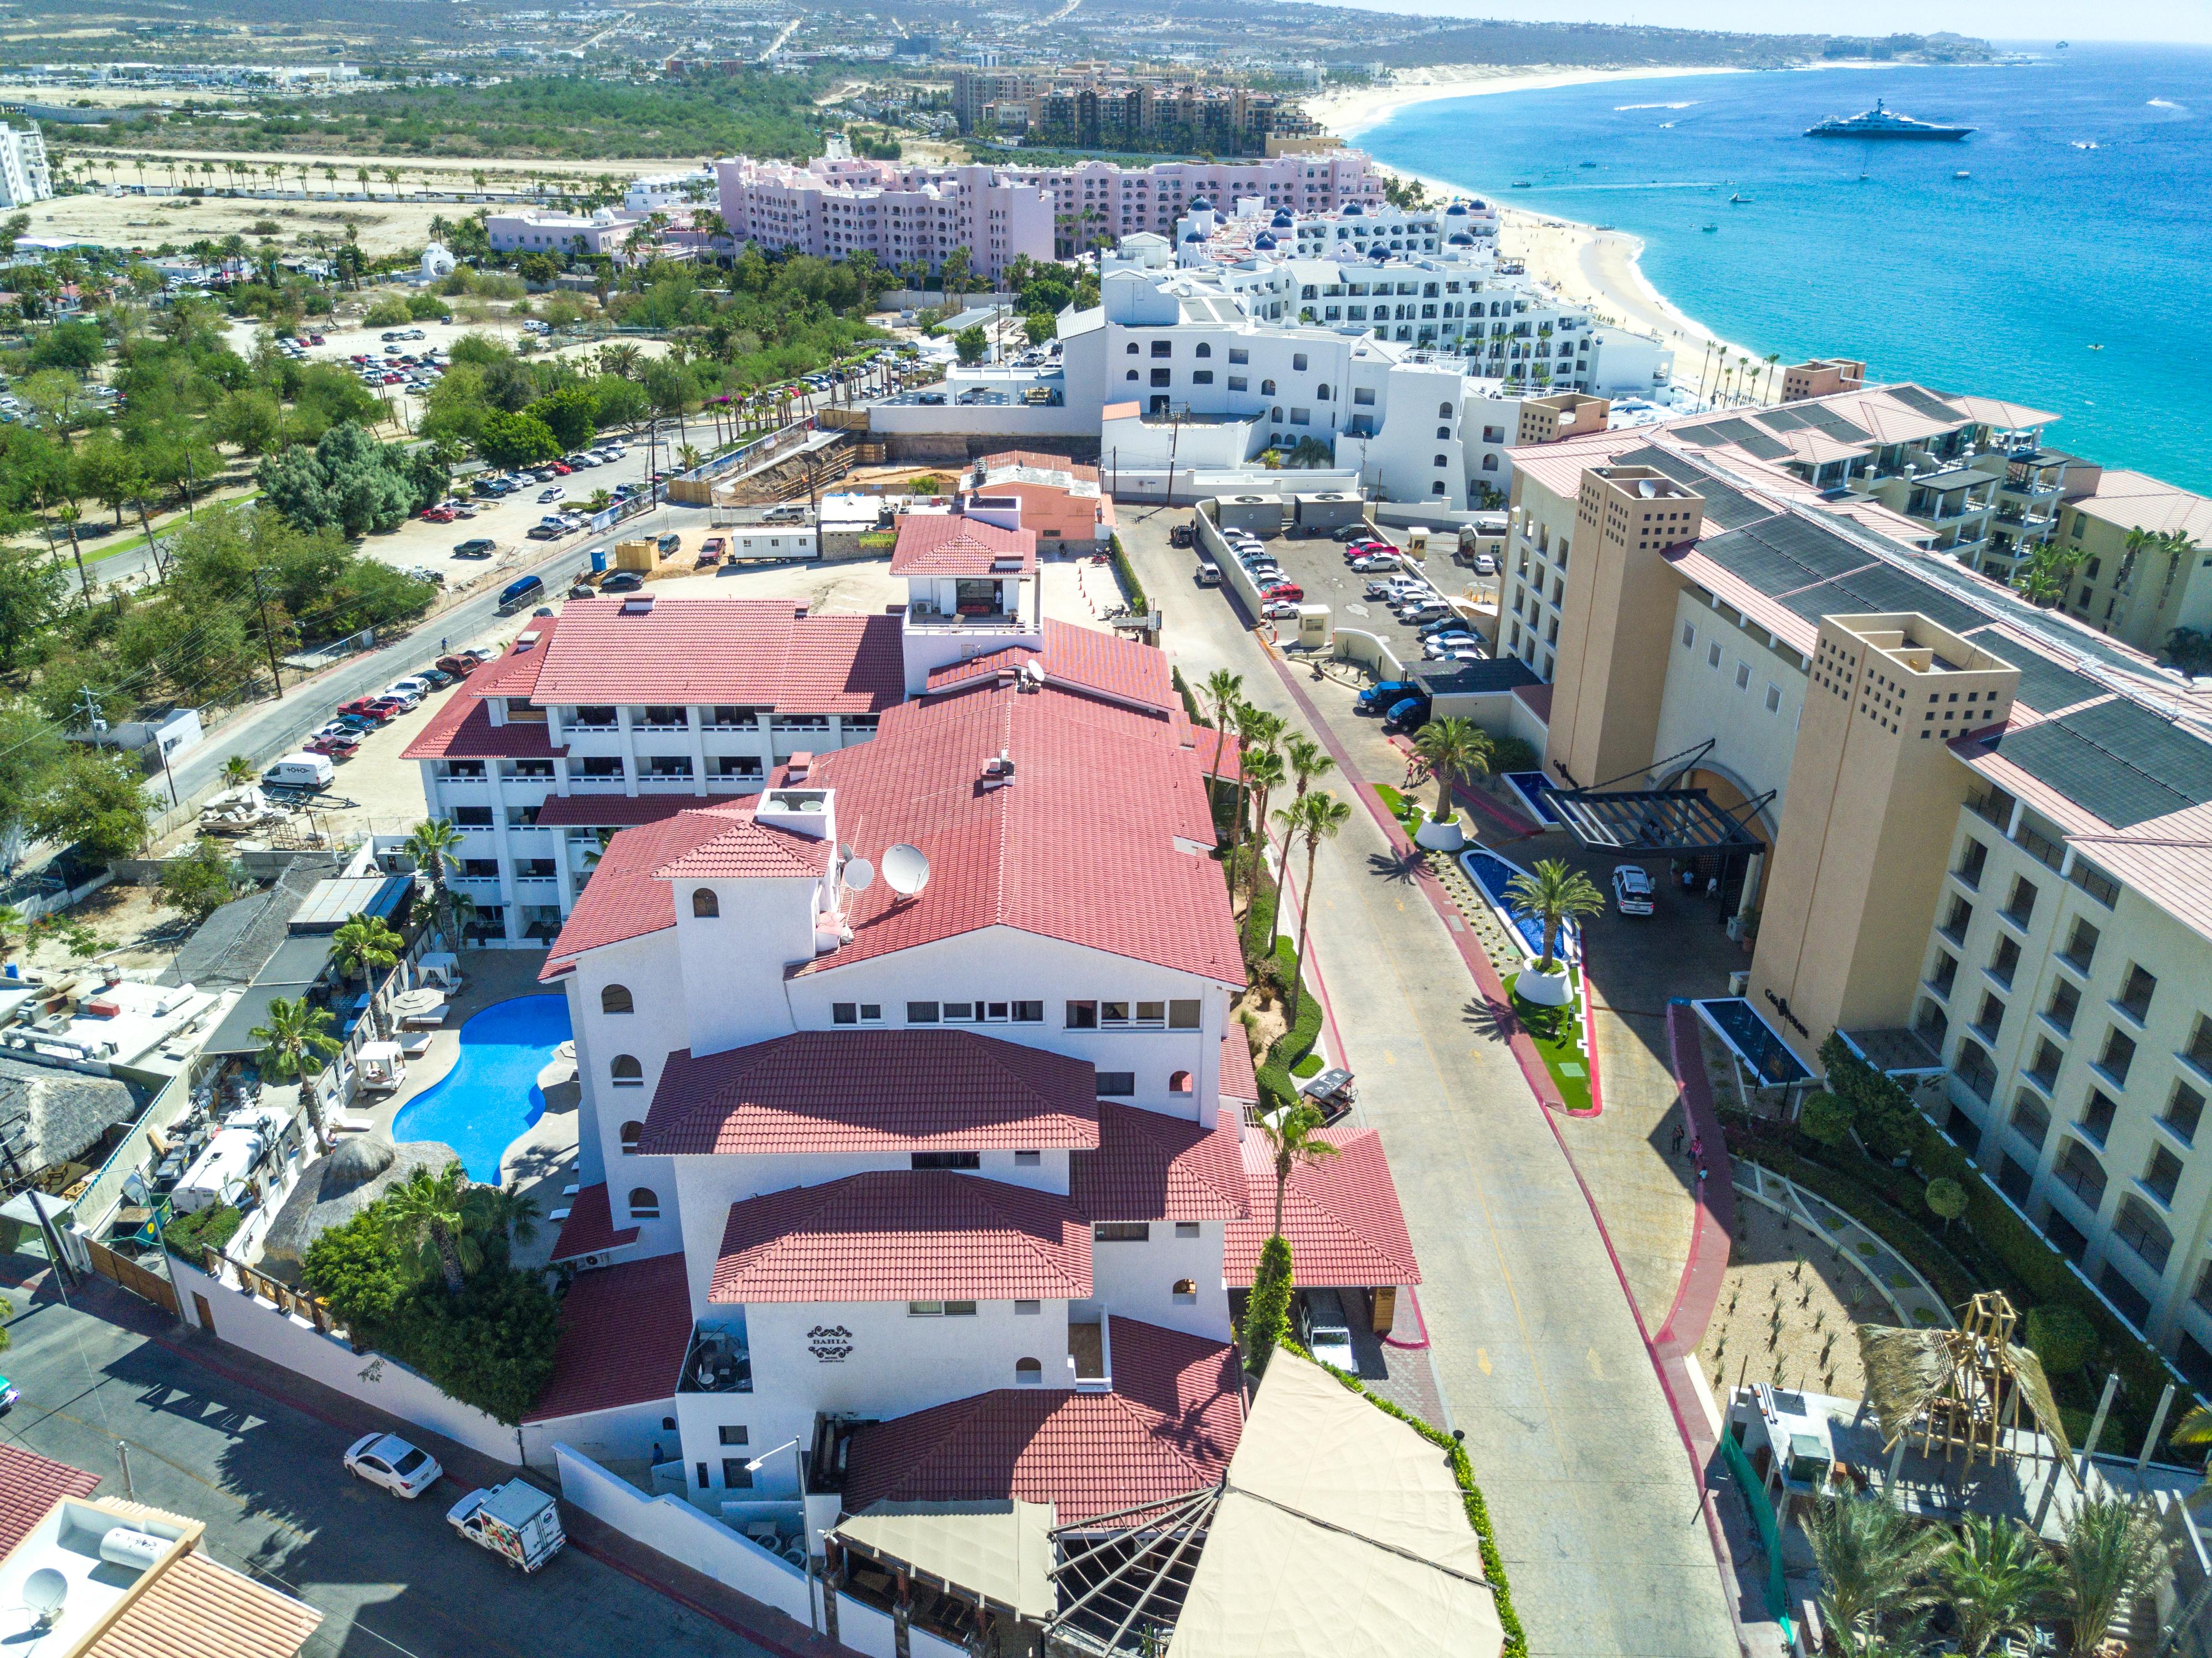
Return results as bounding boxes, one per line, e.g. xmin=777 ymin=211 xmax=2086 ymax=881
xmin=1697 ymin=1197 xmax=1875 ymax=1403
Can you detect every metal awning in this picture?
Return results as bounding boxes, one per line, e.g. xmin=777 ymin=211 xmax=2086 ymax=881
xmin=1044 ymin=1487 xmax=1222 ymax=1656
xmin=1694 ymin=997 xmax=1815 ymax=1089
xmin=1547 ymin=787 xmax=1766 ymax=856
xmin=1841 ymin=1027 xmax=1948 ymax=1078
xmin=288 ymin=874 xmax=412 ymax=934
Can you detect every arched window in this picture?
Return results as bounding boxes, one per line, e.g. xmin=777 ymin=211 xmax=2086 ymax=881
xmin=628 ymin=1186 xmax=661 ymax=1220
xmin=1172 ymin=1278 xmax=1197 ymax=1303
xmin=1260 ymin=380 xmax=1276 ymax=396
xmin=1125 ymin=369 xmax=1139 ymax=381
xmin=1271 ymin=407 xmax=1284 ymax=423
xmin=1433 ymin=455 xmax=1448 ymax=468
xmin=1437 ymin=427 xmax=1451 ymax=440
xmin=1125 ymin=341 xmax=1140 ymax=354
xmin=1430 ymin=481 xmax=1448 ymax=495
xmin=1438 ymin=401 xmax=1455 ymax=418
xmin=1195 ymin=342 xmax=1211 ymax=358
xmin=1315 ymin=383 xmax=1330 ymax=401
xmin=1169 ymin=1070 xmax=1193 ymax=1094
xmin=611 ymin=1054 xmax=644 ymax=1087
xmin=692 ymin=888 xmax=719 ymax=918
xmin=619 ymin=1120 xmax=644 ymax=1154
xmin=1482 ymin=454 xmax=1499 ymax=472
xmin=1015 ymin=1357 xmax=1042 ymax=1386
xmin=601 ymin=984 xmax=634 ymax=1016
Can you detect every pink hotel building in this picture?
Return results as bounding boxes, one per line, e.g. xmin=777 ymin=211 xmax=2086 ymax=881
xmin=711 ymin=152 xmax=1383 ymax=279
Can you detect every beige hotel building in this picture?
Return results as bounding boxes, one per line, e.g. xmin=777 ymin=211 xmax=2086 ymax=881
xmin=1498 ymin=373 xmax=2212 ymax=1388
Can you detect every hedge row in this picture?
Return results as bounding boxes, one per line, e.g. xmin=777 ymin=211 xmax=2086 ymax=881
xmin=1109 ymin=531 xmax=1149 ymax=616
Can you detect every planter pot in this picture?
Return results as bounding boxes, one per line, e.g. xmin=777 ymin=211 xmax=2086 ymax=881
xmin=1515 ymin=966 xmax=1574 ymax=1007
xmin=1414 ymin=815 xmax=1466 ymax=851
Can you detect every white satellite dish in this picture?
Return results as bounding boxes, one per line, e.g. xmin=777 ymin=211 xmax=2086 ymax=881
xmin=843 ymin=857 xmax=875 ymax=893
xmin=881 ymin=843 xmax=931 ymax=897
xmin=24 ymin=1567 xmax=66 ymax=1628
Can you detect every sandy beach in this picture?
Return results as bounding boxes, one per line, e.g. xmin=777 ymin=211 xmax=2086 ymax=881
xmin=1312 ymin=63 xmax=1769 ymax=397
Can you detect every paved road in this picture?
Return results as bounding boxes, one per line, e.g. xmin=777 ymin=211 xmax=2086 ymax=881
xmin=1120 ymin=508 xmax=1742 ymax=1658
xmin=0 ymin=1276 xmax=764 ymax=1658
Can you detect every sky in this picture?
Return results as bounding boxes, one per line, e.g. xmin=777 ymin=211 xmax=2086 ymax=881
xmin=1286 ymin=0 xmax=2212 ymax=45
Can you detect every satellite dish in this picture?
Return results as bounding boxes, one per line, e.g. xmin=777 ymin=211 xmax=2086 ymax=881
xmin=881 ymin=843 xmax=931 ymax=897
xmin=843 ymin=858 xmax=874 ymax=893
xmin=25 ymin=1568 xmax=66 ymax=1626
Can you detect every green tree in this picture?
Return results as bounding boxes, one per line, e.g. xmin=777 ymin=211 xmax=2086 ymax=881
xmin=475 ymin=409 xmax=562 ymax=471
xmin=1412 ymin=714 xmax=1491 ymax=824
xmin=158 ymin=840 xmax=245 ymax=922
xmin=29 ymin=748 xmax=153 ymax=862
xmin=526 ymin=386 xmax=597 ymax=451
xmin=954 ymin=324 xmax=987 ymax=366
xmin=209 ymin=387 xmax=284 ymax=456
xmin=1256 ymin=1097 xmax=1340 ymax=1240
xmin=1201 ymin=668 xmax=1243 ymax=813
xmin=0 ymin=544 xmax=66 ymax=673
xmin=333 ymin=910 xmax=403 ymax=994
xmin=257 ymin=422 xmax=445 ymax=538
xmin=1022 ymin=310 xmax=1055 ymax=346
xmin=1241 ymin=1233 xmax=1293 ymax=1375
xmin=380 ymin=1162 xmax=482 ymax=1296
xmin=2015 ymin=544 xmax=2081 ymax=609
xmin=1803 ymin=1494 xmax=1949 ymax=1658
xmin=1938 ymin=1514 xmax=2059 ymax=1657
xmin=1924 ymin=1176 xmax=1967 ymax=1230
xmin=1798 ymin=1091 xmax=1855 ymax=1149
xmin=2060 ymin=1497 xmax=2168 ymax=1657
xmin=1279 ymin=790 xmax=1352 ymax=1032
xmin=1502 ymin=859 xmax=1604 ymax=978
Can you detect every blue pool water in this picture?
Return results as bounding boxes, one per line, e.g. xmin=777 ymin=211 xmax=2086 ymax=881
xmin=392 ymin=995 xmax=573 ymax=1183
xmin=1359 ymin=43 xmax=2212 ymax=490
xmin=1459 ymin=848 xmax=1582 ymax=965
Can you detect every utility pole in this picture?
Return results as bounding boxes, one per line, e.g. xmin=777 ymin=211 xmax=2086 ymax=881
xmin=250 ymin=569 xmax=285 ymax=697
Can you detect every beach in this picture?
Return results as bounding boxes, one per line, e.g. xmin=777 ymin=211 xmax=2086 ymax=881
xmin=1310 ymin=63 xmax=1784 ymax=397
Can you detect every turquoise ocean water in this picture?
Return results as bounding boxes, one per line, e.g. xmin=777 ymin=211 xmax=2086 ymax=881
xmin=1358 ymin=44 xmax=2212 ymax=491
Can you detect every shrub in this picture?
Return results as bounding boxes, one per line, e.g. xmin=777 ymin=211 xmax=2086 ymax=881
xmin=1798 ymin=1092 xmax=1854 ymax=1149
xmin=1487 ymin=735 xmax=1539 ymax=775
xmin=1109 ymin=533 xmax=1149 ymax=616
xmin=1924 ymin=1176 xmax=1967 ymax=1227
xmin=1819 ymin=1034 xmax=1923 ymax=1162
xmin=406 ymin=292 xmax=450 ymax=321
xmin=2028 ymin=1304 xmax=2098 ymax=1377
xmin=1241 ymin=1235 xmax=1293 ymax=1374
xmin=162 ymin=1205 xmax=242 ymax=1258
xmin=361 ymin=295 xmax=412 ymax=327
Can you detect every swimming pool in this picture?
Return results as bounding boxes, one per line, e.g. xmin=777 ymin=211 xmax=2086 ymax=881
xmin=1458 ymin=848 xmax=1583 ymax=966
xmin=391 ymin=994 xmax=573 ymax=1183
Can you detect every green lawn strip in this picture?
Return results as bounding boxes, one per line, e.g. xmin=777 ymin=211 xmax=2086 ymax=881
xmin=1502 ymin=970 xmax=1593 ymax=1113
xmin=83 ymin=491 xmax=263 ymax=564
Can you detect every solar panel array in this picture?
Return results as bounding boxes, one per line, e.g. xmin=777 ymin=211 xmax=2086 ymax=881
xmin=1885 ymin=385 xmax=1968 ymax=422
xmin=1758 ymin=407 xmax=1812 ymax=432
xmin=1802 ymin=407 xmax=1870 ymax=443
xmin=1993 ymin=697 xmax=2212 ymax=828
xmin=1735 ymin=431 xmax=1793 ymax=462
xmin=1958 ymin=626 xmax=2104 ymax=715
xmin=1612 ymin=445 xmax=1769 ymax=532
xmin=1698 ymin=515 xmax=1873 ymax=598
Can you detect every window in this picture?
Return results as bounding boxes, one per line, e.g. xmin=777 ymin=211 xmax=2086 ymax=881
xmin=719 ymin=1425 xmax=748 ymax=1446
xmin=601 ymin=984 xmax=634 ymax=1015
xmin=1015 ymin=1357 xmax=1043 ymax=1386
xmin=908 ymin=1001 xmax=940 ymax=1024
xmin=2100 ymin=1262 xmax=2153 ymax=1329
xmin=1354 ymin=387 xmax=1376 ymax=406
xmin=1015 ymin=1299 xmax=1041 ymax=1314
xmin=2070 ymin=858 xmax=2120 ymax=908
xmin=2188 ymin=1016 xmax=2212 ymax=1076
xmin=1126 ymin=341 xmax=1139 ymax=354
xmin=1176 ymin=1221 xmax=1202 ymax=1239
xmin=620 ymin=1120 xmax=644 ymax=1154
xmin=2060 ymin=917 xmax=2100 ymax=972
xmin=1227 ymin=376 xmax=1248 ymax=391
xmin=1013 ymin=1001 xmax=1044 ymax=1023
xmin=1191 ymin=370 xmax=1213 ymax=386
xmin=1989 ymin=935 xmax=2021 ymax=989
xmin=2001 ymin=876 xmax=2037 ymax=929
xmin=611 ymin=1055 xmax=643 ymax=1087
xmin=2166 ymin=1080 xmax=2206 ymax=1145
xmin=1707 ymin=642 xmax=1723 ymax=669
xmin=628 ymin=1186 xmax=660 ymax=1219
xmin=942 ymin=1001 xmax=977 ymax=1023
xmin=1734 ymin=663 xmax=1750 ymax=692
xmin=1228 ymin=349 xmax=1248 ymax=365
xmin=1765 ymin=684 xmax=1782 ymax=713
xmin=2054 ymin=1139 xmax=2107 ymax=1209
xmin=912 ymin=1151 xmax=981 ymax=1170
xmin=2098 ymin=1028 xmax=2137 ymax=1087
xmin=1261 ymin=380 xmax=1276 ymax=396
xmin=1150 ymin=339 xmax=1172 ymax=357
xmin=1682 ymin=622 xmax=1696 ymax=649
xmin=1095 ymin=1222 xmax=1150 ymax=1242
xmin=1956 ymin=838 xmax=1989 ymax=888
xmin=2026 ymin=1038 xmax=2062 ymax=1092
xmin=1169 ymin=1069 xmax=1194 ymax=1094
xmin=1098 ymin=1072 xmax=1136 ymax=1097
xmin=2081 ymin=1088 xmax=2120 ymax=1146
xmin=1292 ymin=354 xmax=1308 ymax=371
xmin=2116 ymin=1196 xmax=2174 ymax=1272
xmin=453 ymin=806 xmax=494 ymax=828
xmin=1195 ymin=342 xmax=1212 ymax=358
xmin=2145 ymin=1145 xmax=2185 ymax=1206
xmin=2009 ymin=1090 xmax=2050 ymax=1152
xmin=1015 ymin=1150 xmax=1041 ymax=1166
xmin=907 ymin=1300 xmax=978 ymax=1316
xmin=2116 ymin=964 xmax=2157 ymax=1024
xmin=1954 ymin=1039 xmax=1996 ymax=1102
xmin=1172 ymin=1278 xmax=1197 ymax=1304
xmin=1168 ymin=1000 xmax=1202 ymax=1030
xmin=1150 ymin=367 xmax=1171 ymax=387
xmin=692 ymin=888 xmax=719 ymax=918
xmin=723 ymin=1459 xmax=752 ymax=1489
xmin=2044 ymin=978 xmax=2080 ymax=1035
xmin=1066 ymin=1000 xmax=1098 ymax=1029
xmin=831 ymin=1002 xmax=882 ymax=1025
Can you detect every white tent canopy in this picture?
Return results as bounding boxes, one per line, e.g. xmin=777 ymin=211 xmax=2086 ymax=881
xmin=1166 ymin=1352 xmax=1504 ymax=1658
xmin=832 ymin=1499 xmax=1056 ymax=1622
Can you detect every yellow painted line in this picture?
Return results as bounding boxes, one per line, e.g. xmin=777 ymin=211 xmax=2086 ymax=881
xmin=1477 ymin=1348 xmax=1493 ymax=1375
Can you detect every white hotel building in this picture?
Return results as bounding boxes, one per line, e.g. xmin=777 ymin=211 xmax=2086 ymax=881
xmin=406 ymin=512 xmax=1421 ymax=1595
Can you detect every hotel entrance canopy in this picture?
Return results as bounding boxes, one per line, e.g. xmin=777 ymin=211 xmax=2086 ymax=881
xmin=1545 ymin=786 xmax=1767 ymax=856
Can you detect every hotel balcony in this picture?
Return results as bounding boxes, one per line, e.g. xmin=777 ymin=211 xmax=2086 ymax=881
xmin=678 ymin=1317 xmax=753 ymax=1394
xmin=903 ymin=606 xmax=1038 ymax=633
xmin=1069 ymin=1301 xmax=1111 ymax=1393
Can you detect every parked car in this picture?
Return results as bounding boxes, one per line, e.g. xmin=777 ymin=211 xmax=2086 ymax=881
xmin=525 ymin=523 xmax=562 ymax=540
xmin=1297 ymin=1287 xmax=1357 ymax=1372
xmin=1382 ymin=695 xmax=1429 ymax=733
xmin=1357 ymin=679 xmax=1420 ymax=714
xmin=436 ymin=651 xmax=489 ymax=677
xmin=336 ymin=697 xmax=397 ymax=723
xmin=263 ymin=753 xmax=336 ymax=791
xmin=537 ymin=487 xmax=566 ymax=503
xmin=304 ymin=733 xmax=360 ymax=759
xmin=1262 ymin=600 xmax=1301 ymax=620
xmin=1612 ymin=864 xmax=1656 ymax=917
xmin=453 ymin=538 xmax=497 ymax=557
xmin=419 ymin=506 xmax=456 ymax=524
xmin=568 ymin=580 xmax=599 ymax=599
xmin=498 ymin=574 xmax=546 ymax=611
xmin=1472 ymin=552 xmax=1498 ymax=576
xmin=598 ymin=570 xmax=646 ymax=593
xmin=656 ymin=533 xmax=682 ymax=556
xmin=698 ymin=536 xmax=726 ymax=564
xmin=1195 ymin=559 xmax=1221 ymax=587
xmin=386 ymin=678 xmax=434 ymax=700
xmin=346 ymin=1434 xmax=443 ymax=1499
xmin=1333 ymin=523 xmax=1378 ymax=543
xmin=448 ymin=1482 xmax=565 ymax=1573
xmin=1263 ymin=582 xmax=1305 ymax=602
xmin=1169 ymin=523 xmax=1195 ymax=548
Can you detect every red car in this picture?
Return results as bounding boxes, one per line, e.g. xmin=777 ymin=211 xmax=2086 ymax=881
xmin=337 ymin=697 xmax=398 ymax=723
xmin=549 ymin=462 xmax=572 ymax=475
xmin=308 ymin=334 xmax=326 ymax=346
xmin=305 ymin=733 xmax=361 ymax=759
xmin=1263 ymin=582 xmax=1305 ymax=602
xmin=420 ymin=506 xmax=457 ymax=524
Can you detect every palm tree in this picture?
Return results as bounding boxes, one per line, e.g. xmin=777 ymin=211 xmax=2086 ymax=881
xmin=221 ymin=755 xmax=255 ymax=789
xmin=404 ymin=817 xmax=462 ymax=886
xmin=1201 ymin=668 xmax=1242 ymax=815
xmin=1503 ymin=859 xmax=1604 ymax=977
xmin=2061 ymin=1496 xmax=2169 ymax=1656
xmin=1412 ymin=714 xmax=1491 ymax=825
xmin=1803 ymin=1494 xmax=1950 ymax=1658
xmin=1240 ymin=746 xmax=1286 ymax=946
xmin=1939 ymin=1514 xmax=2060 ymax=1657
xmin=332 ymin=912 xmax=404 ymax=1033
xmin=1234 ymin=705 xmax=1284 ymax=856
xmin=381 ymin=1163 xmax=482 ymax=1295
xmin=1254 ymin=1098 xmax=1340 ymax=1237
xmin=1279 ymin=790 xmax=1352 ymax=1031
xmin=250 ymin=996 xmax=341 ymax=1141
xmin=2016 ymin=545 xmax=2081 ymax=609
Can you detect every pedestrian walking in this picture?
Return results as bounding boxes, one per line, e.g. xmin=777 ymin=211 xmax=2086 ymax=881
xmin=1691 ymin=1134 xmax=1703 ymax=1161
xmin=1670 ymin=1125 xmax=1684 ymax=1155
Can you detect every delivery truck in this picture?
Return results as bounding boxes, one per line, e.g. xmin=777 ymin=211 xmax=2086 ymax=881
xmin=447 ymin=1481 xmax=565 ymax=1573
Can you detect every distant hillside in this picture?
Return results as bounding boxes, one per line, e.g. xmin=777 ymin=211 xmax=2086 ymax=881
xmin=1354 ymin=22 xmax=1994 ymax=70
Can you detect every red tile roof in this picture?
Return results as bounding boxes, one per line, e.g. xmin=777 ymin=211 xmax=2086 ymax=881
xmin=470 ymin=622 xmax=562 ymax=697
xmin=796 ymin=677 xmax=1241 ymax=985
xmin=642 ymin=1031 xmax=1099 ymax=1156
xmin=534 ymin=794 xmax=705 ymax=829
xmin=1071 ymin=1104 xmax=1248 ymax=1222
xmin=524 ymin=1251 xmax=692 ymax=1422
xmin=890 ymin=513 xmax=1037 ymax=577
xmin=0 ymin=1445 xmax=100 ymax=1557
xmin=1187 ymin=724 xmax=1243 ymax=785
xmin=549 ymin=1183 xmax=642 ymax=1262
xmin=402 ymin=695 xmax=567 ymax=761
xmin=526 ymin=598 xmax=904 ymax=712
xmin=655 ymin=815 xmax=836 ymax=880
xmin=923 ymin=620 xmax=1175 ymax=714
xmin=1217 ymin=1031 xmax=1259 ymax=1104
xmin=839 ymin=1317 xmax=1241 ymax=1524
xmin=709 ymin=1172 xmax=1091 ymax=1304
xmin=542 ymin=805 xmax=755 ymax=974
xmin=1223 ymin=1128 xmax=1421 ymax=1289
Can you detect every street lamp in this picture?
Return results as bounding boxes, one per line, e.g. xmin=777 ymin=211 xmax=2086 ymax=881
xmin=746 ymin=1437 xmax=818 ymax=1632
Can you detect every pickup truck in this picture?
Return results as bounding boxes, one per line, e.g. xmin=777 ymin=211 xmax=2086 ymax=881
xmin=448 ymin=1481 xmax=565 ymax=1573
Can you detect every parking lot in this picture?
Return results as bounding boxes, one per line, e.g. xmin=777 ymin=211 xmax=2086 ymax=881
xmin=1201 ymin=519 xmax=1499 ymax=668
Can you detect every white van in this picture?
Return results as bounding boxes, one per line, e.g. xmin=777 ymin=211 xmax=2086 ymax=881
xmin=262 ymin=753 xmax=335 ymax=792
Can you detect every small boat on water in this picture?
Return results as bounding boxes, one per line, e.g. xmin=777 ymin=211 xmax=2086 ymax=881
xmin=1579 ymin=160 xmax=1597 ymax=168
xmin=1701 ymin=223 xmax=1719 ymax=233
xmin=1954 ymin=170 xmax=1970 ymax=179
xmin=1728 ymin=192 xmax=1753 ymax=203
xmin=2088 ymin=343 xmax=2104 ymax=351
xmin=1510 ymin=180 xmax=1532 ymax=188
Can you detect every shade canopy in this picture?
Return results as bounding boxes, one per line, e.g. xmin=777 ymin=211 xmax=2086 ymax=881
xmin=833 ymin=1499 xmax=1056 ymax=1622
xmin=1547 ymin=786 xmax=1765 ymax=856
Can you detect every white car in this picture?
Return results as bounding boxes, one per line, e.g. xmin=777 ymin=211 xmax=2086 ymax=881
xmin=1611 ymin=864 xmax=1656 ymax=917
xmin=378 ymin=684 xmax=424 ymax=709
xmin=1262 ymin=600 xmax=1302 ymax=619
xmin=345 ymin=1433 xmax=443 ymax=1499
xmin=1472 ymin=553 xmax=1498 ymax=576
xmin=537 ymin=486 xmax=566 ymax=503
